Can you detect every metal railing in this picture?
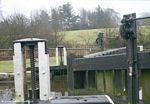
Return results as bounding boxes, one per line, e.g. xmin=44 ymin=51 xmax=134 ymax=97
xmin=0 ymin=48 xmax=101 ymax=61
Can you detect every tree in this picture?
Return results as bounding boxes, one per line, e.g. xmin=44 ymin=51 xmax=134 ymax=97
xmin=103 ymin=8 xmax=120 ymax=28
xmin=95 ymin=5 xmax=105 ymax=28
xmin=30 ymin=10 xmax=51 ymax=37
xmin=79 ymin=9 xmax=89 ymax=29
xmin=78 ymin=6 xmax=120 ymax=30
xmin=0 ymin=13 xmax=29 ymax=48
xmin=59 ymin=3 xmax=79 ymax=30
xmin=87 ymin=10 xmax=97 ymax=29
xmin=97 ymin=8 xmax=121 ymax=49
xmin=51 ymin=8 xmax=64 ymax=46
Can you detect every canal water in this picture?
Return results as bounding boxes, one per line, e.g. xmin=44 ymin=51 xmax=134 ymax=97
xmin=0 ymin=70 xmax=150 ymax=104
xmin=0 ymin=84 xmax=149 ymax=104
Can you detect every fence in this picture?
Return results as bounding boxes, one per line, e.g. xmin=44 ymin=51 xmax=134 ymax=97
xmin=0 ymin=48 xmax=101 ymax=61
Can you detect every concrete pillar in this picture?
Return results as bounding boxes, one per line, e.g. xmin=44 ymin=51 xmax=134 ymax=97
xmin=38 ymin=42 xmax=51 ymax=100
xmin=139 ymin=45 xmax=143 ymax=52
xmin=56 ymin=47 xmax=59 ymax=66
xmin=139 ymin=45 xmax=143 ymax=100
xmin=13 ymin=43 xmax=25 ymax=102
xmin=56 ymin=46 xmax=67 ymax=66
xmin=63 ymin=47 xmax=67 ymax=65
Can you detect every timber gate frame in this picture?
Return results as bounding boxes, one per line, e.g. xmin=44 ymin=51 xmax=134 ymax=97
xmin=67 ymin=13 xmax=150 ymax=104
xmin=67 ymin=49 xmax=150 ymax=88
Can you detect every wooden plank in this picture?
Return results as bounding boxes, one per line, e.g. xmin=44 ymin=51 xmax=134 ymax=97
xmin=138 ymin=51 xmax=150 ymax=69
xmin=72 ymin=52 xmax=150 ymax=71
xmin=73 ymin=54 xmax=127 ymax=71
xmin=67 ymin=57 xmax=74 ymax=90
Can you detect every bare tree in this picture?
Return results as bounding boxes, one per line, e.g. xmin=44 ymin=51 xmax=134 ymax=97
xmin=51 ymin=8 xmax=64 ymax=46
xmin=30 ymin=10 xmax=51 ymax=37
xmin=0 ymin=13 xmax=29 ymax=48
xmin=79 ymin=9 xmax=89 ymax=29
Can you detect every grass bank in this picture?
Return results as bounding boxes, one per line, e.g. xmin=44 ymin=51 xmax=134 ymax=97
xmin=64 ymin=28 xmax=106 ymax=45
xmin=0 ymin=57 xmax=56 ymax=73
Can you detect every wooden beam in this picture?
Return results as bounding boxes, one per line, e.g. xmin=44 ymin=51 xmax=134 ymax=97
xmin=72 ymin=51 xmax=150 ymax=71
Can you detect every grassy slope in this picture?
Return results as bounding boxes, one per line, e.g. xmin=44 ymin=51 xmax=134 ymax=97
xmin=64 ymin=26 xmax=150 ymax=46
xmin=1 ymin=27 xmax=150 ymax=72
xmin=0 ymin=28 xmax=109 ymax=72
xmin=0 ymin=60 xmax=13 ymax=73
xmin=0 ymin=57 xmax=56 ymax=73
xmin=64 ymin=29 xmax=105 ymax=45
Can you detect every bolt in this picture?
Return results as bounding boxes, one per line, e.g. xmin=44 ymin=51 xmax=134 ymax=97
xmin=42 ymin=71 xmax=45 ymax=75
xmin=18 ymin=94 xmax=21 ymax=97
xmin=17 ymin=72 xmax=20 ymax=75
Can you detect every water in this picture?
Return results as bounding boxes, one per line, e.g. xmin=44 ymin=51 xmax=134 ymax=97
xmin=0 ymin=86 xmax=149 ymax=104
xmin=0 ymin=85 xmax=15 ymax=102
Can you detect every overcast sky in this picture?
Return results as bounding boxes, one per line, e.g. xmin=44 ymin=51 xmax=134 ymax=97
xmin=1 ymin=0 xmax=150 ymax=18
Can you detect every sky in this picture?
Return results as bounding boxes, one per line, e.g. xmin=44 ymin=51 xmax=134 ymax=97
xmin=1 ymin=0 xmax=150 ymax=18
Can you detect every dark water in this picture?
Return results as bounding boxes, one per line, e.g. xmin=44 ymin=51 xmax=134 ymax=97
xmin=0 ymin=83 xmax=150 ymax=104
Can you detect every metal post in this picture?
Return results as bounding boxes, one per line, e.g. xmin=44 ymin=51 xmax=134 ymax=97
xmin=67 ymin=57 xmax=74 ymax=90
xmin=120 ymin=13 xmax=139 ymax=104
xmin=127 ymin=38 xmax=139 ymax=104
xmin=86 ymin=71 xmax=89 ymax=88
xmin=29 ymin=45 xmax=37 ymax=100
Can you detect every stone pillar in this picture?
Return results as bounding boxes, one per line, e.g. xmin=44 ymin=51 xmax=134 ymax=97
xmin=38 ymin=42 xmax=51 ymax=100
xmin=13 ymin=43 xmax=25 ymax=102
